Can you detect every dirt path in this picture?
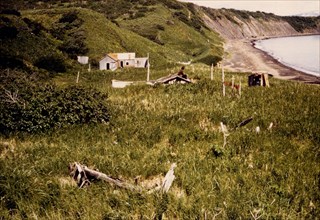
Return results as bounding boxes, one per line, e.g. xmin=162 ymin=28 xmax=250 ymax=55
xmin=222 ymin=39 xmax=320 ymax=84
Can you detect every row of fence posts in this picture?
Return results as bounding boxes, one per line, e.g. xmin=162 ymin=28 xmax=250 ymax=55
xmin=211 ymin=62 xmax=242 ymax=97
xmin=75 ymin=57 xmax=242 ymax=97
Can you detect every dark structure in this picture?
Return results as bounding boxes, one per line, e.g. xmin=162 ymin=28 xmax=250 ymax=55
xmin=248 ymin=73 xmax=261 ymax=86
xmin=248 ymin=73 xmax=270 ymax=87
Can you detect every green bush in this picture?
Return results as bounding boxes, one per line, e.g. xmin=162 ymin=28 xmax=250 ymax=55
xmin=34 ymin=54 xmax=67 ymax=73
xmin=196 ymin=54 xmax=222 ymax=66
xmin=284 ymin=16 xmax=318 ymax=32
xmin=0 ymin=71 xmax=110 ymax=134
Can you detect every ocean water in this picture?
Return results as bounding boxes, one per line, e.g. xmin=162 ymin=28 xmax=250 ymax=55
xmin=254 ymin=35 xmax=320 ymax=76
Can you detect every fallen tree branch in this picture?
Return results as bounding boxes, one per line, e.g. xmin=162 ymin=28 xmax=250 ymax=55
xmin=69 ymin=162 xmax=177 ymax=194
xmin=69 ymin=162 xmax=141 ymax=191
xmin=237 ymin=117 xmax=253 ymax=128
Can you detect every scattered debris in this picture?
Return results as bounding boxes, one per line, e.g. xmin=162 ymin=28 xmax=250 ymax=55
xmin=237 ymin=117 xmax=253 ymax=128
xmin=268 ymin=122 xmax=274 ymax=131
xmin=69 ymin=162 xmax=140 ymax=190
xmin=161 ymin=163 xmax=177 ymax=193
xmin=220 ymin=122 xmax=230 ymax=148
xmin=111 ymin=80 xmax=146 ymax=88
xmin=69 ymin=162 xmax=177 ymax=194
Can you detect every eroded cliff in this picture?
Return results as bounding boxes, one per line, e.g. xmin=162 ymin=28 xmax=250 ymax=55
xmin=198 ymin=8 xmax=320 ymax=40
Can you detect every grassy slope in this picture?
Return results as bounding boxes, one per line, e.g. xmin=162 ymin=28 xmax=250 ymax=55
xmin=116 ymin=3 xmax=223 ymax=64
xmin=1 ymin=69 xmax=319 ymax=219
xmin=1 ymin=3 xmax=319 ymax=220
xmin=0 ymin=12 xmax=64 ymax=70
xmin=24 ymin=6 xmax=222 ymax=69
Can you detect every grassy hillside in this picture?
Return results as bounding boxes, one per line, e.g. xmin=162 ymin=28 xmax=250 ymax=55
xmin=1 ymin=1 xmax=319 ymax=219
xmin=1 ymin=68 xmax=319 ymax=219
xmin=23 ymin=5 xmax=223 ymax=69
xmin=115 ymin=3 xmax=222 ymax=65
xmin=0 ymin=11 xmax=68 ymax=73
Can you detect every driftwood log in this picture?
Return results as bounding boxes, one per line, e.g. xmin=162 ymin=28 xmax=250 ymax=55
xmin=69 ymin=162 xmax=177 ymax=193
xmin=237 ymin=117 xmax=253 ymax=128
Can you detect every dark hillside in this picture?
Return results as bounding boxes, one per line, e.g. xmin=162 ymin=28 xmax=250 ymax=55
xmin=0 ymin=11 xmax=67 ymax=72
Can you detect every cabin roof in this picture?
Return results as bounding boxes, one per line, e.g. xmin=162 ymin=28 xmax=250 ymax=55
xmin=152 ymin=74 xmax=192 ymax=84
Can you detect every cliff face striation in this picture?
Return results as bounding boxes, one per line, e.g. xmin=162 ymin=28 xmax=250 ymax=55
xmin=198 ymin=8 xmax=320 ymax=40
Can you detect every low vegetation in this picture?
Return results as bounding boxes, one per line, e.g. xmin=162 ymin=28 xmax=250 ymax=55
xmin=0 ymin=70 xmax=109 ymax=134
xmin=1 ymin=67 xmax=319 ymax=219
xmin=0 ymin=0 xmax=319 ymax=219
xmin=284 ymin=16 xmax=319 ymax=32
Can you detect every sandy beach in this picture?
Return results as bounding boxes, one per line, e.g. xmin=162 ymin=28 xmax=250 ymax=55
xmin=222 ymin=39 xmax=320 ymax=84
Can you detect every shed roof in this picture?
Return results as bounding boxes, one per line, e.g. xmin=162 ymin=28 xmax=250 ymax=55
xmin=152 ymin=74 xmax=192 ymax=85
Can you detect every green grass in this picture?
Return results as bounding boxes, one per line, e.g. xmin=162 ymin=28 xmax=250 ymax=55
xmin=1 ymin=67 xmax=319 ymax=219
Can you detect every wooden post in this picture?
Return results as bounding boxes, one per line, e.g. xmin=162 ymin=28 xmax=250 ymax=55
xmin=88 ymin=63 xmax=91 ymax=72
xmin=264 ymin=74 xmax=270 ymax=87
xmin=76 ymin=71 xmax=80 ymax=84
xmin=147 ymin=53 xmax=150 ymax=81
xmin=222 ymin=65 xmax=225 ymax=96
xmin=210 ymin=63 xmax=214 ymax=80
xmin=231 ymin=75 xmax=235 ymax=92
xmin=239 ymin=77 xmax=242 ymax=97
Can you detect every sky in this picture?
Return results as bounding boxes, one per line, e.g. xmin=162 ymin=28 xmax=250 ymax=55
xmin=179 ymin=0 xmax=320 ymax=16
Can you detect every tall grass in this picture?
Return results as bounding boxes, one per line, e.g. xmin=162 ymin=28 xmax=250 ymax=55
xmin=1 ymin=67 xmax=319 ymax=219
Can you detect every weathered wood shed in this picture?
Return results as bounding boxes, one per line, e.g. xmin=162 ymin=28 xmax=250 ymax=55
xmin=151 ymin=74 xmax=192 ymax=85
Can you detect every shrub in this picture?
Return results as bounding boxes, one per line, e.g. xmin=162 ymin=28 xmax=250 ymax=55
xmin=0 ymin=26 xmax=18 ymax=39
xmin=58 ymin=11 xmax=79 ymax=24
xmin=196 ymin=54 xmax=222 ymax=66
xmin=0 ymin=53 xmax=25 ymax=69
xmin=34 ymin=54 xmax=67 ymax=73
xmin=284 ymin=16 xmax=318 ymax=32
xmin=0 ymin=9 xmax=21 ymax=16
xmin=0 ymin=74 xmax=110 ymax=134
xmin=162 ymin=0 xmax=183 ymax=10
xmin=23 ymin=17 xmax=45 ymax=35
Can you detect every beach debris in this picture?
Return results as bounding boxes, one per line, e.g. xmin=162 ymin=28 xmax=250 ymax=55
xmin=69 ymin=162 xmax=138 ymax=190
xmin=237 ymin=117 xmax=254 ymax=128
xmin=250 ymin=208 xmax=263 ymax=220
xmin=268 ymin=122 xmax=274 ymax=131
xmin=220 ymin=122 xmax=230 ymax=148
xmin=161 ymin=163 xmax=177 ymax=193
xmin=69 ymin=162 xmax=177 ymax=194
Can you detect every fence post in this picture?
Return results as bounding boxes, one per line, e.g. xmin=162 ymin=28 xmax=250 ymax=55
xmin=222 ymin=65 xmax=225 ymax=96
xmin=76 ymin=71 xmax=80 ymax=84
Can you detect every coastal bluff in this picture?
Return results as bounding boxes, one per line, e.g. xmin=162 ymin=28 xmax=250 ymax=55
xmin=198 ymin=7 xmax=320 ymax=40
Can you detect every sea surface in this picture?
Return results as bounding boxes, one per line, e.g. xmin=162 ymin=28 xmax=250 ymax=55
xmin=254 ymin=35 xmax=320 ymax=76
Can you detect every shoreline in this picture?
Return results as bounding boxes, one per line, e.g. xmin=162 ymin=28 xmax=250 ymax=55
xmin=222 ymin=35 xmax=320 ymax=85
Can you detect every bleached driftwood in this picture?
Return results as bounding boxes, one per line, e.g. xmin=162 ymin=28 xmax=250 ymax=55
xmin=161 ymin=163 xmax=177 ymax=193
xmin=220 ymin=122 xmax=229 ymax=148
xmin=69 ymin=162 xmax=140 ymax=191
xmin=69 ymin=162 xmax=177 ymax=194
